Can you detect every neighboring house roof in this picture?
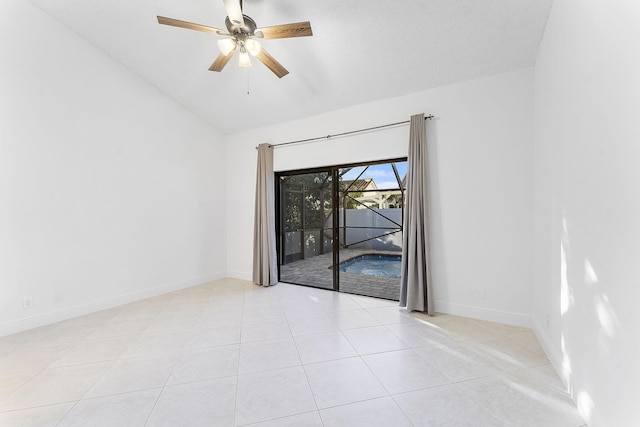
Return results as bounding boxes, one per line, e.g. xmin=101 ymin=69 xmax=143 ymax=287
xmin=341 ymin=178 xmax=377 ymax=192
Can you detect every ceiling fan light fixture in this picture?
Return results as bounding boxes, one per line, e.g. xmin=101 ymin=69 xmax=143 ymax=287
xmin=157 ymin=0 xmax=313 ymax=77
xmin=217 ymin=38 xmax=236 ymax=56
xmin=238 ymin=47 xmax=251 ymax=67
xmin=246 ymin=39 xmax=261 ymax=56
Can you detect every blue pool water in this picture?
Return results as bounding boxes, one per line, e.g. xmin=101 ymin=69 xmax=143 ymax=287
xmin=338 ymin=254 xmax=402 ymax=278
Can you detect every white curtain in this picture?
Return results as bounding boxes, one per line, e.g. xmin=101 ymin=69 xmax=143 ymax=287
xmin=400 ymin=114 xmax=434 ymax=313
xmin=252 ymin=143 xmax=278 ymax=286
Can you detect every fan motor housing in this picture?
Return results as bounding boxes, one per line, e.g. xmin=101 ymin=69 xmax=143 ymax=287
xmin=225 ymin=15 xmax=257 ymax=37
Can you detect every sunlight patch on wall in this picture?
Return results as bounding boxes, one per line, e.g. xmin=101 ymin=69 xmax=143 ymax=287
xmin=594 ymin=293 xmax=619 ymax=340
xmin=584 ymin=259 xmax=598 ymax=286
xmin=560 ymin=333 xmax=572 ymax=385
xmin=576 ymin=390 xmax=594 ymax=424
xmin=560 ymin=217 xmax=573 ymax=316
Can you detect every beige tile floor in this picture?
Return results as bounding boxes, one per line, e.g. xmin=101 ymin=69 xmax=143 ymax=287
xmin=0 ymin=279 xmax=586 ymax=426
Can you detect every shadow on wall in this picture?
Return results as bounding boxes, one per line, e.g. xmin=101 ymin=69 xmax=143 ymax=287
xmin=349 ymin=232 xmax=402 ymax=252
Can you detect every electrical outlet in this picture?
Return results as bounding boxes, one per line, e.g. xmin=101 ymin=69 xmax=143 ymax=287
xmin=478 ymin=289 xmax=486 ymax=300
xmin=23 ymin=297 xmax=33 ymax=309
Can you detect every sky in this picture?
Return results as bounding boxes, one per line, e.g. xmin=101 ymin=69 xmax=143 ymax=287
xmin=341 ymin=162 xmax=407 ymax=189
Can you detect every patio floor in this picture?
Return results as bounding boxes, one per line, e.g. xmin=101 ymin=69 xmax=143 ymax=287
xmin=279 ymin=248 xmax=401 ymax=300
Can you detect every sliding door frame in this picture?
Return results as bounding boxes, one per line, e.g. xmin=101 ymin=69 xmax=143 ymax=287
xmin=275 ymin=157 xmax=407 ymax=293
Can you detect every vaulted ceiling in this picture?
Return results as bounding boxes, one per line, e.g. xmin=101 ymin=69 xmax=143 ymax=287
xmin=30 ymin=0 xmax=553 ymax=134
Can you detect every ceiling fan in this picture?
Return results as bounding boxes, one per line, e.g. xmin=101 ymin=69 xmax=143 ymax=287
xmin=157 ymin=0 xmax=313 ymax=78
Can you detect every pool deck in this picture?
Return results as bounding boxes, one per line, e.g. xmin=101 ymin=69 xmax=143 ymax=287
xmin=279 ymin=248 xmax=401 ymax=300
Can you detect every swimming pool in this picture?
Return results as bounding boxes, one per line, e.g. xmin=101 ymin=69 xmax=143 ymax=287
xmin=337 ymin=254 xmax=402 ymax=278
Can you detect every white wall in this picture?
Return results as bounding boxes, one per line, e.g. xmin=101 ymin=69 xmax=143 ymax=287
xmin=0 ymin=1 xmax=227 ymax=336
xmin=533 ymin=1 xmax=640 ymax=425
xmin=227 ymin=68 xmax=535 ymax=326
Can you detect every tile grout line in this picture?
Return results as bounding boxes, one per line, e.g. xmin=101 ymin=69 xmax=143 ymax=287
xmin=282 ymin=302 xmax=323 ymax=424
xmin=230 ymin=283 xmax=251 ymax=427
xmin=0 ymin=280 xmax=586 ymax=426
xmin=140 ymin=292 xmax=188 ymax=427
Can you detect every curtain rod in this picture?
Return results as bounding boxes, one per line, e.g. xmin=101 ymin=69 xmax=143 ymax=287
xmin=255 ymin=114 xmax=434 ymax=150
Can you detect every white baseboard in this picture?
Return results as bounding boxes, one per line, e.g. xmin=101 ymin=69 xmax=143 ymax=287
xmin=434 ymin=300 xmax=533 ymax=328
xmin=531 ymin=317 xmax=588 ymax=423
xmin=0 ymin=271 xmax=227 ymax=337
xmin=531 ymin=317 xmax=564 ymax=381
xmin=226 ymin=270 xmax=252 ymax=281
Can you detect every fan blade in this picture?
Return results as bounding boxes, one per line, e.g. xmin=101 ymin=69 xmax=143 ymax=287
xmin=256 ymin=21 xmax=312 ymax=39
xmin=223 ymin=0 xmax=244 ymax=27
xmin=157 ymin=16 xmax=226 ymax=35
xmin=209 ymin=48 xmax=237 ymax=72
xmin=254 ymin=48 xmax=289 ymax=78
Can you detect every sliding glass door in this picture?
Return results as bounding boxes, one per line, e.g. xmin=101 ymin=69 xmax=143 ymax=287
xmin=337 ymin=162 xmax=405 ymax=300
xmin=277 ymin=169 xmax=334 ymax=289
xmin=277 ymin=159 xmax=406 ymax=300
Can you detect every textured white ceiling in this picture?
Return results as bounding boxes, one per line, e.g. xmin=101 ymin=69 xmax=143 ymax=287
xmin=29 ymin=0 xmax=552 ymax=134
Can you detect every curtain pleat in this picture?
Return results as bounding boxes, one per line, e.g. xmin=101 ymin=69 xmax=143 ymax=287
xmin=252 ymin=144 xmax=278 ymax=286
xmin=400 ymin=114 xmax=434 ymax=313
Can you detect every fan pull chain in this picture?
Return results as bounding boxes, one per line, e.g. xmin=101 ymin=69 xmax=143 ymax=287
xmin=246 ymin=68 xmax=251 ymax=95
